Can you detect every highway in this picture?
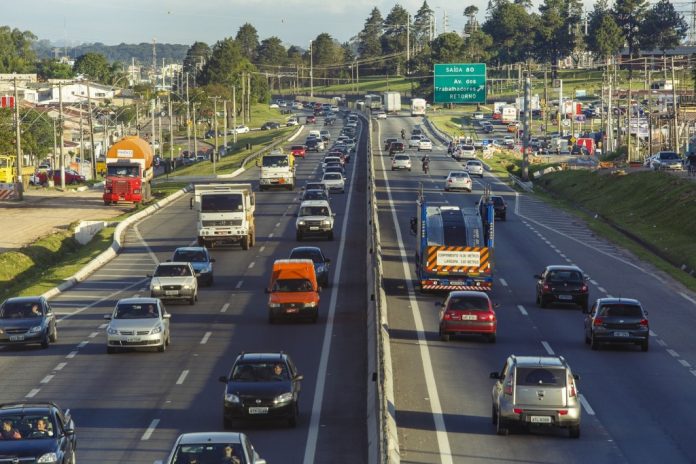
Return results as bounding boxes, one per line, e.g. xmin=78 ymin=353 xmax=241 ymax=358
xmin=0 ymin=113 xmax=368 ymax=463
xmin=374 ymin=114 xmax=696 ymax=463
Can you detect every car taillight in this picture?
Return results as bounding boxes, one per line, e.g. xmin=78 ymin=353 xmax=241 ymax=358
xmin=542 ymin=283 xmax=551 ymax=292
xmin=558 ymin=409 xmax=569 ymax=415
xmin=639 ymin=318 xmax=649 ymax=326
xmin=479 ymin=313 xmax=495 ymax=321
xmin=443 ymin=312 xmax=452 ymax=320
xmin=513 ymin=408 xmax=523 ymax=414
xmin=593 ymin=317 xmax=603 ymax=326
xmin=581 ymin=284 xmax=588 ymax=292
xmin=448 ymin=179 xmax=453 ymax=183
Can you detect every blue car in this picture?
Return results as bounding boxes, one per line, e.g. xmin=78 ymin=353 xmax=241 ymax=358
xmin=289 ymin=246 xmax=331 ymax=287
xmin=170 ymin=247 xmax=215 ymax=286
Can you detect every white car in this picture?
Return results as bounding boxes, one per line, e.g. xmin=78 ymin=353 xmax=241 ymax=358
xmin=454 ymin=144 xmax=476 ymax=160
xmin=444 ymin=171 xmax=473 ymax=192
xmin=391 ymin=154 xmax=412 ymax=171
xmin=466 ymin=159 xmax=484 ymax=177
xmin=233 ymin=125 xmax=250 ymax=134
xmin=321 ymin=172 xmax=345 ymax=193
xmin=376 ymin=111 xmax=387 ymax=119
xmin=269 ymin=103 xmax=279 ymax=109
xmin=418 ymin=138 xmax=433 ymax=151
xmin=149 ymin=262 xmax=198 ymax=305
xmin=160 ymin=432 xmax=266 ymax=464
xmin=105 ymin=297 xmax=171 ymax=353
xmin=296 ymin=199 xmax=335 ymax=240
xmin=286 ymin=118 xmax=299 ymax=126
xmin=409 ymin=135 xmax=422 ymax=148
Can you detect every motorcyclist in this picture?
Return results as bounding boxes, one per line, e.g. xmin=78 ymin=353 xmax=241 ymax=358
xmin=401 ymin=129 xmax=406 ymax=140
xmin=421 ymin=154 xmax=430 ymax=173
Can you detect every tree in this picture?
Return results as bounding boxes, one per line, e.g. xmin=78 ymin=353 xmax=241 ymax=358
xmin=613 ymin=0 xmax=649 ymax=76
xmin=463 ymin=30 xmax=494 ymax=62
xmin=21 ymin=112 xmax=53 ymax=161
xmin=256 ymin=37 xmax=287 ymax=66
xmin=36 ymin=59 xmax=75 ymax=79
xmin=464 ymin=6 xmax=480 ymax=36
xmin=587 ymin=1 xmax=624 ymax=61
xmin=357 ymin=7 xmax=384 ymax=60
xmin=73 ymin=53 xmax=112 ymax=82
xmin=235 ymin=23 xmax=259 ymax=61
xmin=381 ymin=4 xmax=411 ymax=75
xmin=312 ymin=33 xmax=345 ymax=84
xmin=198 ymin=38 xmax=245 ymax=88
xmin=431 ymin=32 xmax=465 ymax=63
xmin=482 ymin=1 xmax=537 ymax=65
xmin=535 ymin=0 xmax=584 ymax=79
xmin=0 ymin=26 xmax=37 ymax=73
xmin=641 ymin=0 xmax=688 ymax=54
xmin=413 ymin=1 xmax=435 ymax=51
xmin=183 ymin=42 xmax=211 ymax=80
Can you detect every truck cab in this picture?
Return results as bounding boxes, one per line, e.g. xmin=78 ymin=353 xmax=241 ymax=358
xmin=190 ymin=183 xmax=256 ymax=250
xmin=259 ymin=151 xmax=295 ymax=191
xmin=103 ymin=136 xmax=154 ymax=205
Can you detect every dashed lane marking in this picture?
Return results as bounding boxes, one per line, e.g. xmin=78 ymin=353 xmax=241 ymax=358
xmin=26 ymin=389 xmax=40 ymax=398
xmin=176 ymin=370 xmax=189 ymax=385
xmin=541 ymin=341 xmax=555 ymax=355
xmin=499 ymin=278 xmax=508 ymax=287
xmin=54 ymin=363 xmax=67 ymax=371
xmin=140 ymin=419 xmax=160 ymax=441
xmin=40 ymin=375 xmax=54 ymax=384
xmin=235 ymin=281 xmax=243 ymax=289
xmin=200 ymin=332 xmax=212 ymax=344
xmin=221 ymin=303 xmax=229 ymax=313
xmin=517 ymin=305 xmax=528 ymax=316
xmin=579 ymin=394 xmax=595 ymax=415
xmin=66 ymin=351 xmax=77 ymax=359
xmin=667 ymin=349 xmax=679 ymax=357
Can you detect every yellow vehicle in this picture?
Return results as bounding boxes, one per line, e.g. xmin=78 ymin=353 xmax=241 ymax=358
xmin=96 ymin=157 xmax=107 ymax=177
xmin=0 ymin=155 xmax=33 ymax=184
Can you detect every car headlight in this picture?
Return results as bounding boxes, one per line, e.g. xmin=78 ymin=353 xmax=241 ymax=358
xmin=322 ymin=220 xmax=331 ymax=225
xmin=274 ymin=392 xmax=293 ymax=404
xmin=29 ymin=326 xmax=43 ymax=333
xmin=151 ymin=325 xmax=162 ymax=334
xmin=182 ymin=284 xmax=191 ymax=289
xmin=107 ymin=326 xmax=118 ymax=335
xmin=37 ymin=453 xmax=58 ymax=463
xmin=304 ymin=302 xmax=317 ymax=308
xmin=297 ymin=220 xmax=305 ymax=226
xmin=151 ymin=284 xmax=161 ymax=291
xmin=0 ymin=328 xmax=4 ymax=334
xmin=225 ymin=393 xmax=240 ymax=403
xmin=269 ymin=303 xmax=281 ymax=308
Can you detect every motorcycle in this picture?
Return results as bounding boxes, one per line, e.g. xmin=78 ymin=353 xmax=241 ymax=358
xmin=401 ymin=130 xmax=406 ymax=140
xmin=422 ymin=160 xmax=430 ymax=174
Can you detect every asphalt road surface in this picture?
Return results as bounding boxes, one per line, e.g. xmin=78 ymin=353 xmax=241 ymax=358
xmin=0 ymin=113 xmax=368 ymax=463
xmin=374 ymin=113 xmax=696 ymax=463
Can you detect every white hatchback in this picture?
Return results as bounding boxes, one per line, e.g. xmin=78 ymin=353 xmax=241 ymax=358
xmin=466 ymin=160 xmax=484 ymax=177
xmin=391 ymin=154 xmax=412 ymax=171
xmin=418 ymin=138 xmax=433 ymax=151
xmin=444 ymin=171 xmax=473 ymax=192
xmin=321 ymin=172 xmax=345 ymax=193
xmin=409 ymin=135 xmax=422 ymax=148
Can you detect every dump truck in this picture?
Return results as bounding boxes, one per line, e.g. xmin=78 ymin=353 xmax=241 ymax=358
xmin=103 ymin=136 xmax=153 ymax=205
xmin=411 ymin=187 xmax=495 ymax=292
xmin=190 ymin=183 xmax=256 ymax=249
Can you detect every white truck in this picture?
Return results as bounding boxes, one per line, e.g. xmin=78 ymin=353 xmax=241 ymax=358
xmin=190 ymin=183 xmax=256 ymax=250
xmin=383 ymin=91 xmax=402 ymax=114
xmin=501 ymin=105 xmax=517 ymax=123
xmin=259 ymin=150 xmax=295 ymax=191
xmin=411 ymin=98 xmax=426 ymax=116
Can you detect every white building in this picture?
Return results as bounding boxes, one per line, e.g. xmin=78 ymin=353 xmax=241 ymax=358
xmin=34 ymin=81 xmax=115 ymax=105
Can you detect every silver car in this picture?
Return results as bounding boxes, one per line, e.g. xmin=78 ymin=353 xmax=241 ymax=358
xmin=105 ymin=297 xmax=171 ymax=353
xmin=149 ymin=262 xmax=198 ymax=305
xmin=444 ymin=171 xmax=473 ymax=192
xmin=490 ymin=355 xmax=581 ymax=438
xmin=418 ymin=138 xmax=433 ymax=151
xmin=408 ymin=135 xmax=422 ymax=148
xmin=321 ymin=172 xmax=345 ymax=193
xmin=466 ymin=159 xmax=484 ymax=177
xmin=159 ymin=432 xmax=266 ymax=464
xmin=391 ymin=154 xmax=412 ymax=171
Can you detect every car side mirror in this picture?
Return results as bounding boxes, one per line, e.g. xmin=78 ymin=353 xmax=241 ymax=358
xmin=64 ymin=427 xmax=75 ymax=436
xmin=434 ymin=301 xmax=443 ymax=307
xmin=332 ymin=213 xmax=336 ymax=217
xmin=573 ymin=374 xmax=580 ymax=381
xmin=489 ymin=372 xmax=502 ymax=380
xmin=295 ymin=374 xmax=304 ymax=381
xmin=103 ymin=314 xmax=112 ymax=320
xmin=584 ymin=276 xmax=590 ymax=281
xmin=218 ymin=375 xmax=228 ymax=383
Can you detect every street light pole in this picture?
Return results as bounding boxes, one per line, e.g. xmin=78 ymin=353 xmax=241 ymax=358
xmin=58 ymin=82 xmax=65 ymax=189
xmin=193 ymin=103 xmax=198 ymax=159
xmin=310 ymin=40 xmax=314 ymax=98
xmin=13 ymin=76 xmax=23 ymax=199
xmin=186 ymin=72 xmax=191 ymax=155
xmin=212 ymin=96 xmax=218 ymax=174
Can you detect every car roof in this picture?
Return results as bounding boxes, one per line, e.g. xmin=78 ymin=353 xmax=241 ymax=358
xmin=596 ymin=297 xmax=641 ymax=305
xmin=290 ymin=246 xmax=323 ymax=255
xmin=116 ymin=297 xmax=161 ymax=305
xmin=2 ymin=296 xmax=43 ymax=304
xmin=236 ymin=352 xmax=288 ymax=363
xmin=447 ymin=291 xmax=491 ymax=299
xmin=158 ymin=261 xmax=191 ymax=267
xmin=176 ymin=432 xmax=243 ymax=446
xmin=545 ymin=264 xmax=583 ymax=272
xmin=173 ymin=247 xmax=207 ymax=253
xmin=512 ymin=356 xmax=567 ymax=368
xmin=448 ymin=171 xmax=470 ymax=175
xmin=299 ymin=200 xmax=330 ymax=207
xmin=467 ymin=160 xmax=482 ymax=164
xmin=0 ymin=402 xmax=61 ymax=415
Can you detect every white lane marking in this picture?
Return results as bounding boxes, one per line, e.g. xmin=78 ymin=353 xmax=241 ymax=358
xmin=590 ymin=279 xmax=598 ymax=285
xmin=606 ymin=294 xmax=613 ymax=298
xmin=275 ymin=222 xmax=281 ymax=228
xmin=54 ymin=362 xmax=67 ymax=371
xmin=579 ymin=394 xmax=595 ymax=415
xmin=26 ymin=389 xmax=40 ymax=398
xmin=140 ymin=419 xmax=160 ymax=441
xmin=679 ymin=359 xmax=691 ymax=368
xmin=248 ymin=261 xmax=255 ymax=269
xmin=220 ymin=303 xmax=230 ymax=313
xmin=373 ymin=123 xmax=453 ymax=464
xmin=88 ymin=332 xmax=99 ymax=339
xmin=541 ymin=341 xmax=555 ymax=355
xmin=57 ymin=278 xmax=148 ymax=323
xmin=303 ymin=120 xmax=360 ymax=464
xmin=649 ymin=330 xmax=657 ymax=337
xmin=259 ymin=246 xmax=266 ymax=252
xmin=99 ymin=323 xmax=108 ymax=329
xmin=499 ymin=278 xmax=508 ymax=287
xmin=559 ymin=253 xmax=567 ymax=258
xmin=514 ymin=192 xmax=520 ymax=215
xmin=200 ymin=332 xmax=212 ymax=344
xmin=269 ymin=232 xmax=274 ymax=238
xmin=66 ymin=351 xmax=77 ymax=359
xmin=188 ymin=239 xmax=198 ymax=246
xmin=680 ymin=292 xmax=696 ymax=305
xmin=235 ymin=281 xmax=243 ymax=289
xmin=134 ymin=225 xmax=160 ymax=265
xmin=517 ymin=305 xmax=528 ymax=316
xmin=657 ymin=339 xmax=667 ymax=347
xmin=667 ymin=349 xmax=679 ymax=357
xmin=597 ymin=286 xmax=607 ymax=293
xmin=176 ymin=370 xmax=190 ymax=385
xmin=40 ymin=375 xmax=54 ymax=384
xmin=77 ymin=341 xmax=89 ymax=348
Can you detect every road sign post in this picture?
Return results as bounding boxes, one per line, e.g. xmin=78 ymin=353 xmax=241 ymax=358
xmin=433 ymin=63 xmax=486 ymax=104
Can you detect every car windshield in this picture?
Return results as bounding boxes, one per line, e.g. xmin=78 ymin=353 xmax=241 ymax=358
xmin=599 ymin=304 xmax=643 ymax=317
xmin=272 ymin=278 xmax=313 ymax=292
xmin=492 ymin=197 xmax=504 ymax=206
xmin=290 ymin=249 xmax=323 ymax=263
xmin=154 ymin=265 xmax=192 ymax=277
xmin=114 ymin=303 xmax=159 ymax=319
xmin=262 ymin=155 xmax=289 ymax=167
xmin=0 ymin=414 xmax=55 ymax=440
xmin=172 ymin=443 xmax=246 ymax=464
xmin=468 ymin=162 xmax=482 ymax=167
xmin=291 ymin=145 xmax=304 ymax=151
xmin=324 ymin=174 xmax=341 ymax=180
xmin=107 ymin=165 xmax=139 ymax=177
xmin=395 ymin=156 xmax=409 ymax=161
xmin=305 ymin=183 xmax=325 ymax=191
xmin=660 ymin=152 xmax=679 ymax=159
xmin=231 ymin=362 xmax=289 ymax=382
xmin=547 ymin=270 xmax=582 ymax=283
xmin=299 ymin=206 xmax=329 ymax=216
xmin=516 ymin=367 xmax=567 ymax=387
xmin=447 ymin=296 xmax=489 ymax=311
xmin=0 ymin=301 xmax=42 ymax=319
xmin=200 ymin=194 xmax=243 ymax=213
xmin=324 ymin=158 xmax=340 ymax=164
xmin=449 ymin=172 xmax=469 ymax=178
xmin=173 ymin=250 xmax=207 ymax=263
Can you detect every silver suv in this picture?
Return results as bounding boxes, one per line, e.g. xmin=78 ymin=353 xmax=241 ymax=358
xmin=490 ymin=355 xmax=581 ymax=438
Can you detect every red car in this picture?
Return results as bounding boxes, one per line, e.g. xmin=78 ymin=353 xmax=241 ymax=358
xmin=34 ymin=169 xmax=86 ymax=185
xmin=438 ymin=291 xmax=497 ymax=342
xmin=306 ymin=115 xmax=316 ymax=124
xmin=291 ymin=145 xmax=307 ymax=159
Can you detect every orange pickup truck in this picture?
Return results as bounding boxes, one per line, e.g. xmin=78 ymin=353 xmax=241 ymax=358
xmin=266 ymin=259 xmax=320 ymax=323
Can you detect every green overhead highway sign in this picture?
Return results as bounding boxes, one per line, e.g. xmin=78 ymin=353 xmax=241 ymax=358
xmin=433 ymin=63 xmax=486 ymax=104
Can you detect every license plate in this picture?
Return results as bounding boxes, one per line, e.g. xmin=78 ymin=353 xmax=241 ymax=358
xmin=286 ymin=307 xmax=299 ymax=314
xmin=9 ymin=335 xmax=25 ymax=341
xmin=461 ymin=315 xmax=477 ymax=321
xmin=165 ymin=290 xmax=178 ymax=296
xmin=126 ymin=337 xmax=140 ymax=342
xmin=558 ymin=295 xmax=573 ymax=300
xmin=248 ymin=407 xmax=268 ymax=415
xmin=309 ymin=227 xmax=319 ymax=230
xmin=449 ymin=281 xmax=464 ymax=286
xmin=530 ymin=416 xmax=552 ymax=424
xmin=614 ymin=331 xmax=629 ymax=337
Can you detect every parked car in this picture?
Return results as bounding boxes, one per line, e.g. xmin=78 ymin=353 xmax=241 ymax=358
xmin=170 ymin=247 xmax=215 ymax=286
xmin=584 ymin=297 xmax=649 ymax=351
xmin=376 ymin=111 xmax=387 ymax=119
xmin=104 ymin=297 xmax=171 ymax=353
xmin=289 ymin=246 xmax=331 ymax=287
xmin=286 ymin=118 xmax=299 ymax=126
xmin=0 ymin=402 xmax=77 ymax=462
xmin=161 ymin=432 xmax=266 ymax=464
xmin=444 ymin=171 xmax=473 ymax=192
xmin=35 ymin=169 xmax=85 ymax=185
xmin=437 ymin=291 xmax=497 ymax=342
xmin=0 ymin=296 xmax=58 ymax=349
xmin=650 ymin=151 xmax=684 ymax=171
xmin=490 ymin=355 xmax=581 ymax=438
xmin=219 ymin=352 xmax=303 ymax=428
xmin=534 ymin=265 xmax=589 ymax=311
xmin=232 ymin=125 xmax=250 ymax=134
xmin=148 ymin=262 xmax=198 ymax=305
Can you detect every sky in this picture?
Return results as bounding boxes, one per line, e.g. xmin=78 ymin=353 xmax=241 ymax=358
xmin=6 ymin=0 xmax=597 ymax=49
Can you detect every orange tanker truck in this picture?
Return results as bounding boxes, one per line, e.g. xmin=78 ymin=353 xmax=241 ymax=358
xmin=103 ymin=136 xmax=154 ymax=206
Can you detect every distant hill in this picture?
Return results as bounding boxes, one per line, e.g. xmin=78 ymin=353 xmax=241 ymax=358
xmin=33 ymin=40 xmax=189 ymax=65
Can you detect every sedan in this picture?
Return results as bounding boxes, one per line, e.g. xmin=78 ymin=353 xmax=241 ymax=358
xmin=105 ymin=297 xmax=171 ymax=353
xmin=170 ymin=246 xmax=215 ymax=286
xmin=444 ymin=171 xmax=473 ymax=192
xmin=162 ymin=432 xmax=266 ymax=464
xmin=289 ymin=246 xmax=331 ymax=287
xmin=233 ymin=125 xmax=250 ymax=134
xmin=0 ymin=296 xmax=58 ymax=349
xmin=437 ymin=291 xmax=497 ymax=342
xmin=491 ymin=195 xmax=507 ymax=221
xmin=391 ymin=154 xmax=412 ymax=171
xmin=535 ymin=265 xmax=589 ymax=311
xmin=466 ymin=159 xmax=484 ymax=177
xmin=261 ymin=121 xmax=281 ymax=130
xmin=384 ymin=137 xmax=398 ymax=151
xmin=306 ymin=115 xmax=317 ymax=124
xmin=418 ymin=138 xmax=433 ymax=151
xmin=584 ymin=297 xmax=649 ymax=351
xmin=301 ymin=188 xmax=330 ymax=202
xmin=408 ymin=135 xmax=422 ymax=148
xmin=321 ymin=172 xmax=345 ymax=193
xmin=149 ymin=262 xmax=198 ymax=305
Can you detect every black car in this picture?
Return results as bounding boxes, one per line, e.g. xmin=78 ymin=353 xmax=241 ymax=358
xmin=0 ymin=297 xmax=58 ymax=349
xmin=306 ymin=138 xmax=321 ymax=152
xmin=584 ymin=298 xmax=649 ymax=351
xmin=219 ymin=352 xmax=303 ymax=428
xmin=261 ymin=121 xmax=281 ymax=130
xmin=491 ymin=196 xmax=507 ymax=221
xmin=0 ymin=402 xmax=77 ymax=463
xmin=535 ymin=265 xmax=589 ymax=311
xmin=289 ymin=246 xmax=331 ymax=287
xmin=384 ymin=138 xmax=398 ymax=151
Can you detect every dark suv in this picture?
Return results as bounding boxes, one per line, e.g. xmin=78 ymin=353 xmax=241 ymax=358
xmin=584 ymin=298 xmax=649 ymax=351
xmin=0 ymin=402 xmax=77 ymax=462
xmin=0 ymin=296 xmax=58 ymax=349
xmin=388 ymin=141 xmax=405 ymax=156
xmin=491 ymin=196 xmax=507 ymax=221
xmin=534 ymin=265 xmax=589 ymax=311
xmin=219 ymin=352 xmax=303 ymax=428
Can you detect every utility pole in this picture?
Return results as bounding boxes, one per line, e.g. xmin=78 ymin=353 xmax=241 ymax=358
xmin=233 ymin=87 xmax=237 ymax=144
xmin=13 ymin=76 xmax=23 ymax=200
xmin=671 ymin=56 xmax=679 ymax=153
xmin=643 ymin=58 xmax=648 ymax=91
xmin=87 ymin=82 xmax=96 ymax=179
xmin=158 ymin=101 xmax=163 ymax=159
xmin=310 ymin=40 xmax=314 ymax=97
xmin=186 ymin=72 xmax=191 ymax=155
xmin=58 ymin=82 xmax=65 ymax=189
xmin=241 ymin=72 xmax=246 ymax=124
xmin=406 ymin=15 xmax=410 ymax=75
xmin=543 ymin=69 xmax=549 ymax=137
xmin=168 ymin=96 xmax=173 ymax=164
xmin=193 ymin=103 xmax=198 ymax=159
xmin=607 ymin=76 xmax=613 ymax=153
xmin=627 ymin=74 xmax=632 ymax=162
xmin=557 ymin=79 xmax=563 ymax=137
xmin=247 ymin=73 xmax=251 ymax=123
xmin=212 ymin=96 xmax=218 ymax=174
xmin=522 ymin=73 xmax=531 ymax=181
xmin=79 ymin=101 xmax=84 ymax=177
xmin=355 ymin=60 xmax=359 ymax=94
xmin=150 ymin=98 xmax=156 ymax=156
xmin=223 ymin=100 xmax=228 ymax=150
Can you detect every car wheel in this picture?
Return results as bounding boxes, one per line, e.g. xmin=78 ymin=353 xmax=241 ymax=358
xmin=157 ymin=340 xmax=166 ymax=352
xmin=641 ymin=339 xmax=649 ymax=352
xmin=569 ymin=425 xmax=580 ymax=439
xmin=488 ymin=333 xmax=497 ymax=343
xmin=496 ymin=411 xmax=509 ymax=436
xmin=49 ymin=325 xmax=58 ymax=343
xmin=590 ymin=334 xmax=599 ymax=350
xmin=288 ymin=404 xmax=299 ymax=428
